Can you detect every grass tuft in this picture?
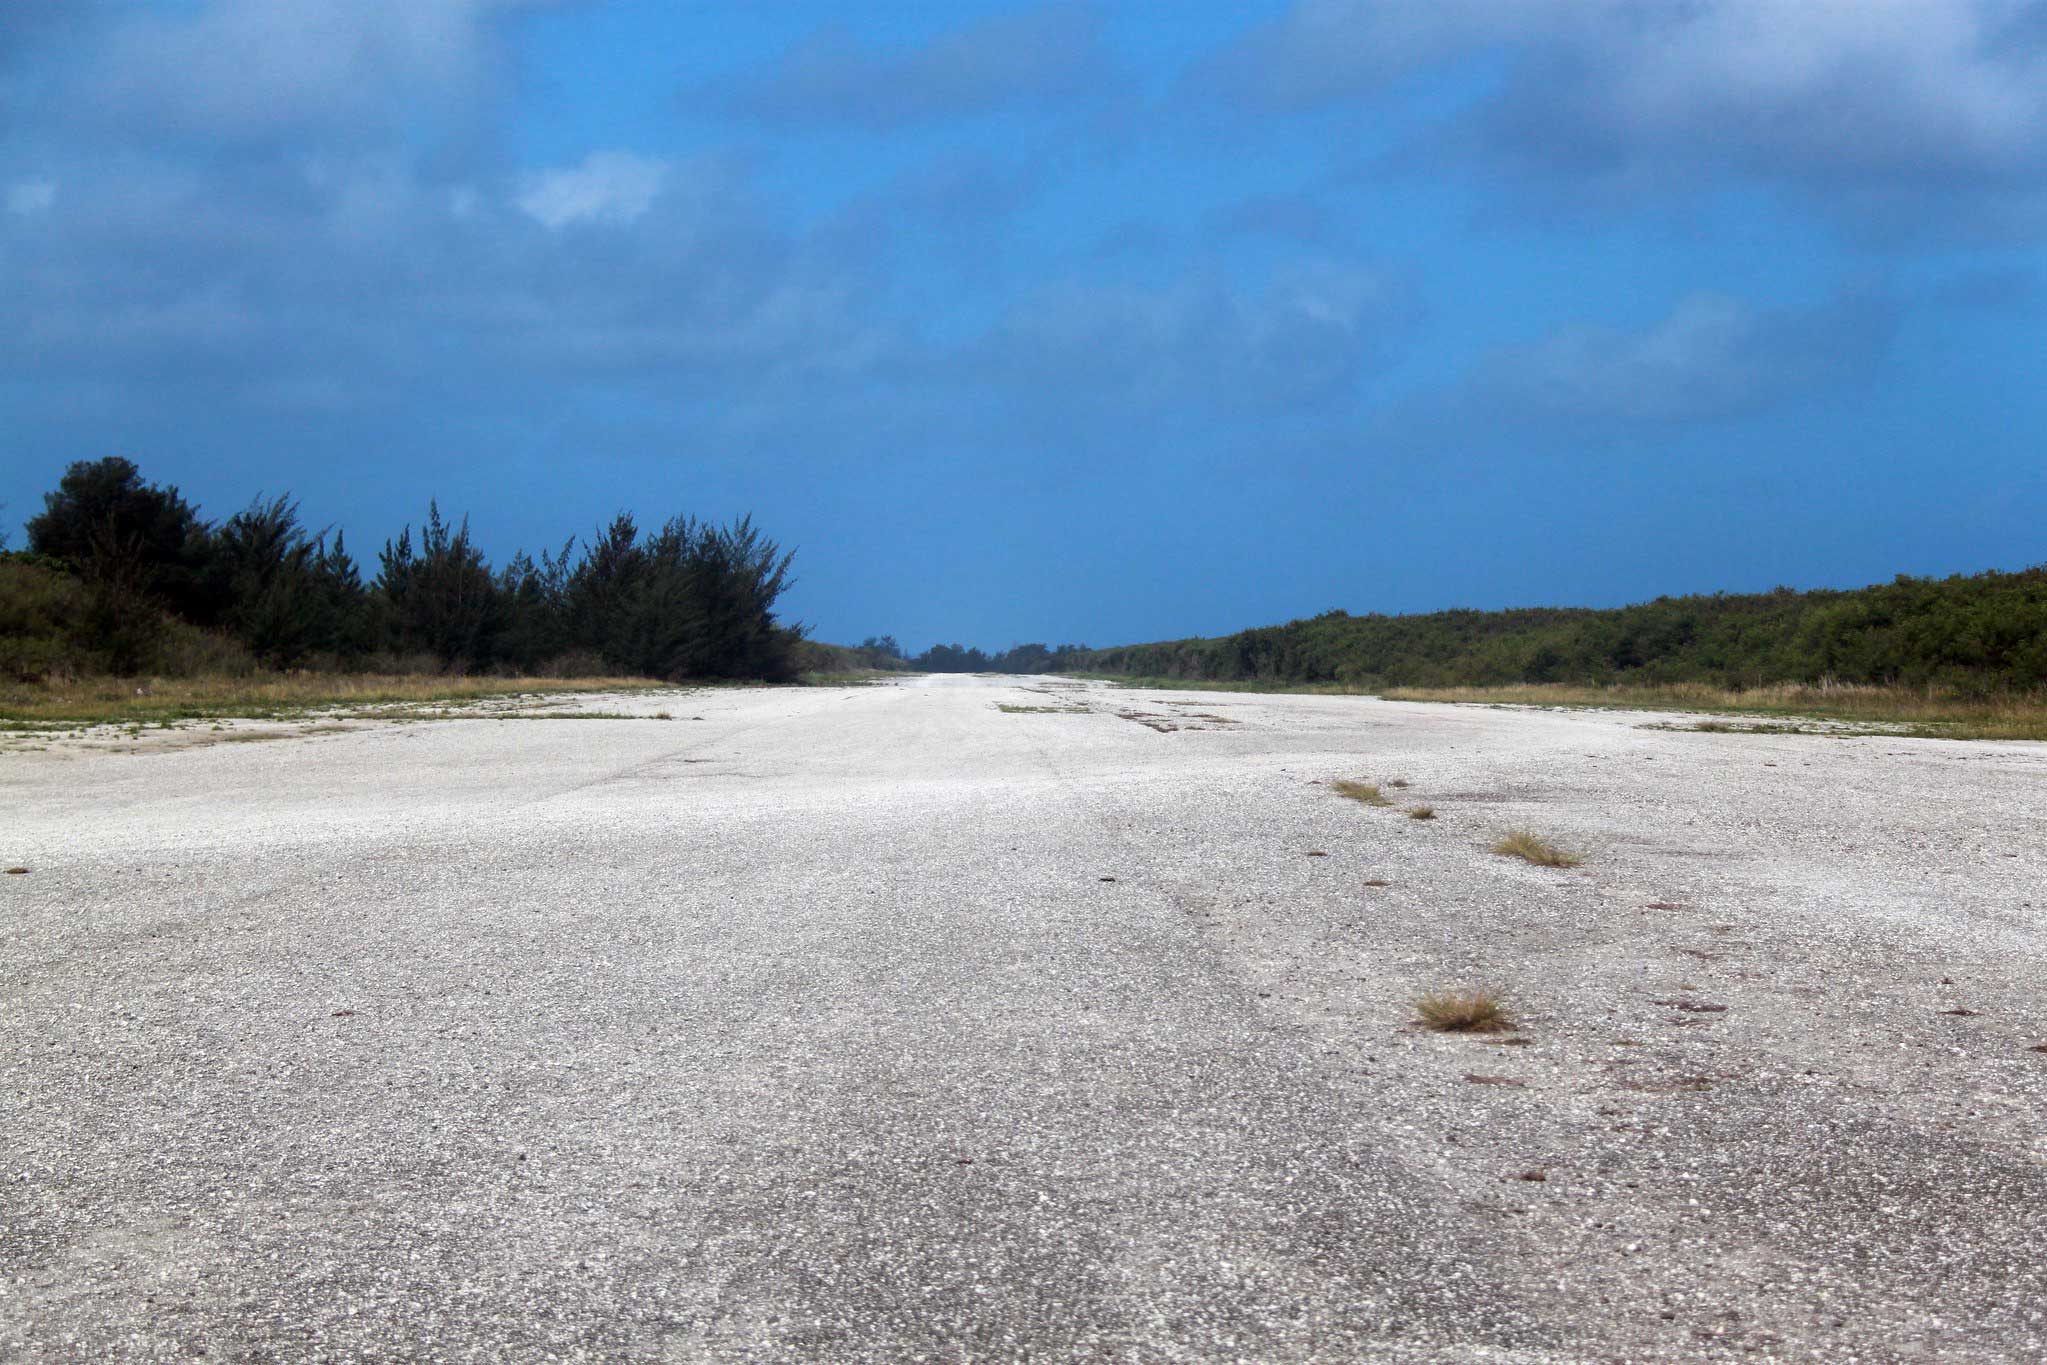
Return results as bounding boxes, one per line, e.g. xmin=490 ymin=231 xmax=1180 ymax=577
xmin=1492 ymin=830 xmax=1582 ymax=867
xmin=1332 ymin=779 xmax=1393 ymax=806
xmin=1408 ymin=805 xmax=1436 ymax=820
xmin=1415 ymin=988 xmax=1512 ymax=1033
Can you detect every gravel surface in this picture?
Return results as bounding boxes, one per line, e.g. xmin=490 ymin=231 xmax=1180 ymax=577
xmin=4 ymin=674 xmax=2045 ymax=1362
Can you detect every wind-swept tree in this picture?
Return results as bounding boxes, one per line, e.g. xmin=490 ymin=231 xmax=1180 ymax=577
xmin=496 ymin=537 xmax=578 ymax=671
xmin=675 ymin=514 xmax=802 ymax=681
xmin=375 ymin=502 xmax=503 ymax=668
xmin=563 ymin=513 xmax=647 ymax=668
xmin=209 ymin=495 xmax=368 ymax=666
xmin=562 ymin=511 xmax=803 ymax=681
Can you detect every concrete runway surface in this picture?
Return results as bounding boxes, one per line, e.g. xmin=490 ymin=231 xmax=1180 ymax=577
xmin=4 ymin=674 xmax=2045 ymax=1361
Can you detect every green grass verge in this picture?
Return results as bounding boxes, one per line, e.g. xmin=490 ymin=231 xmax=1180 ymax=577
xmin=0 ymin=675 xmax=671 ymax=730
xmin=1065 ymin=674 xmax=2047 ymax=742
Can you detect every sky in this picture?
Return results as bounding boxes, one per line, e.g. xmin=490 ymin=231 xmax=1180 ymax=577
xmin=2 ymin=0 xmax=2044 ymax=651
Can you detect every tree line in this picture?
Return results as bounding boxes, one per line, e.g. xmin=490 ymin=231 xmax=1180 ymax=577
xmin=18 ymin=455 xmax=2037 ymax=694
xmin=855 ymin=638 xmax=1093 ymax=674
xmin=1075 ymin=570 xmax=2047 ymax=694
xmin=1 ymin=457 xmax=809 ymax=682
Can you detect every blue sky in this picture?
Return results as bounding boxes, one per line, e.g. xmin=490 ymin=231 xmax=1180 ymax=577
xmin=3 ymin=1 xmax=2043 ymax=650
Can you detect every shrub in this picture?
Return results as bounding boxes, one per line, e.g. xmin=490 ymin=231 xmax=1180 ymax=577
xmin=0 ymin=557 xmax=88 ymax=680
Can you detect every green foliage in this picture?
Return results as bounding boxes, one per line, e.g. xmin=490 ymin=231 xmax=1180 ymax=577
xmin=15 ymin=459 xmax=810 ymax=684
xmin=27 ymin=457 xmax=220 ymax=623
xmin=554 ymin=512 xmax=806 ymax=682
xmin=1079 ymin=571 xmax=2047 ymax=692
xmin=0 ymin=551 xmax=255 ymax=680
xmin=375 ymin=503 xmax=504 ymax=668
xmin=76 ymin=532 xmax=166 ymax=675
xmin=917 ymin=642 xmax=991 ymax=672
xmin=0 ymin=555 xmax=90 ymax=680
xmin=495 ymin=538 xmax=578 ymax=670
xmin=212 ymin=497 xmax=368 ymax=666
xmin=912 ymin=641 xmax=1092 ymax=673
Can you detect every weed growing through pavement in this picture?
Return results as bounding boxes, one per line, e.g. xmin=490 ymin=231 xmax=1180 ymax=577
xmin=1675 ymin=719 xmax=1827 ymax=736
xmin=1493 ymin=830 xmax=1582 ymax=867
xmin=1408 ymin=805 xmax=1436 ymax=820
xmin=1332 ymin=780 xmax=1393 ymax=806
xmin=1415 ymin=989 xmax=1512 ymax=1033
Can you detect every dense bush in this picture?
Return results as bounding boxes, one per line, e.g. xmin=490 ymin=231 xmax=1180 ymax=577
xmin=0 ymin=555 xmax=90 ymax=680
xmin=0 ymin=551 xmax=258 ymax=680
xmin=1077 ymin=573 xmax=2047 ymax=691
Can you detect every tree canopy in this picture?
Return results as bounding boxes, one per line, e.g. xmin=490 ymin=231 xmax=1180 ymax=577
xmin=5 ymin=458 xmax=808 ymax=682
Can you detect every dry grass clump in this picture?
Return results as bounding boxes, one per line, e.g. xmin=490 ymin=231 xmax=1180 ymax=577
xmin=1415 ymin=988 xmax=1512 ymax=1033
xmin=1332 ymin=780 xmax=1393 ymax=806
xmin=1408 ymin=805 xmax=1436 ymax=820
xmin=1492 ymin=830 xmax=1582 ymax=867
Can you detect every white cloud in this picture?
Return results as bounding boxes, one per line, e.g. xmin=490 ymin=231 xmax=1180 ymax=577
xmin=1556 ymin=0 xmax=2047 ymax=179
xmin=1480 ymin=290 xmax=1896 ymax=423
xmin=6 ymin=178 xmax=56 ymax=216
xmin=1201 ymin=0 xmax=2047 ymax=185
xmin=83 ymin=0 xmax=555 ymax=143
xmin=516 ymin=151 xmax=671 ymax=230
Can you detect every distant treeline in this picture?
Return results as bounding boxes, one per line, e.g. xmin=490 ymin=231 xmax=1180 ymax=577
xmin=856 ymin=638 xmax=1093 ymax=674
xmin=2 ymin=457 xmax=812 ymax=682
xmin=1077 ymin=570 xmax=2047 ymax=693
